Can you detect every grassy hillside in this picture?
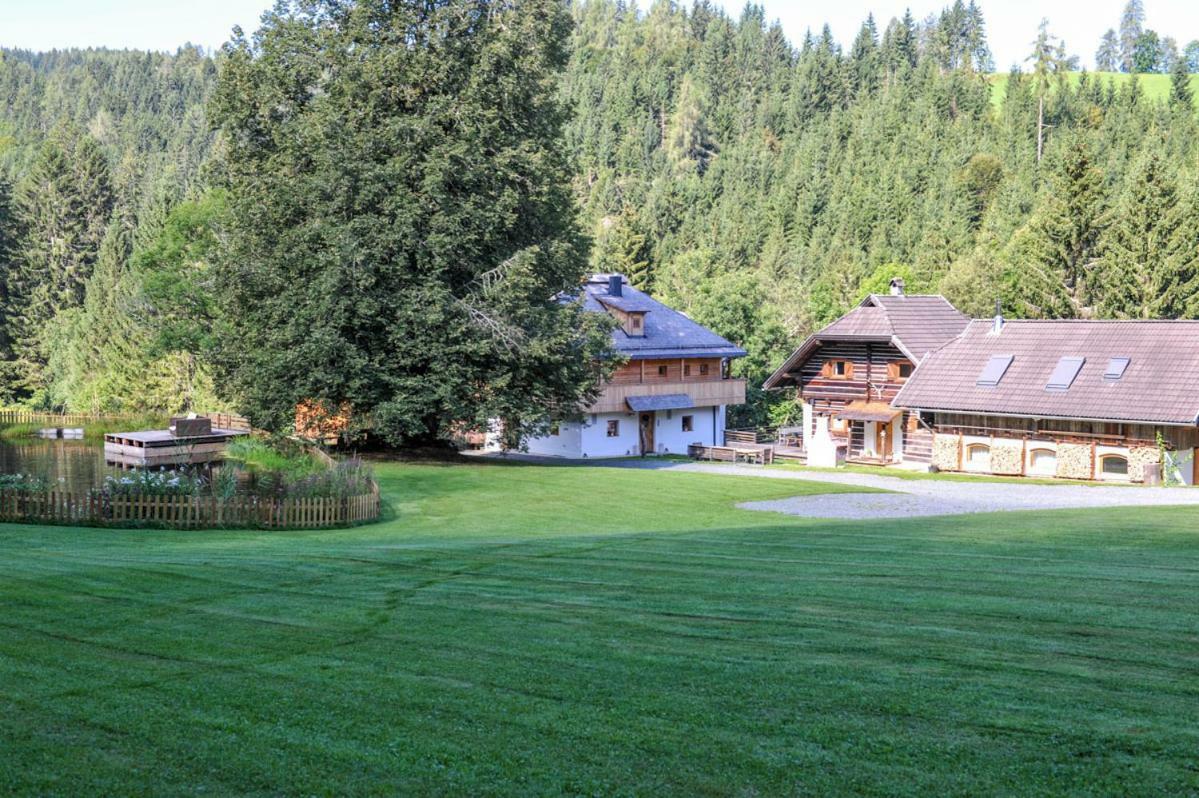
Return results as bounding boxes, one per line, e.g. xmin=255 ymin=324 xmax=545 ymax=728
xmin=2 ymin=460 xmax=1198 ymax=794
xmin=989 ymin=71 xmax=1198 ymax=108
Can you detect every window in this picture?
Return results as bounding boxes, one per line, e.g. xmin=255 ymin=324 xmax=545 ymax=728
xmin=1046 ymin=356 xmax=1085 ymax=391
xmin=1104 ymin=357 xmax=1130 ymax=380
xmin=888 ymin=361 xmax=914 ymax=381
xmin=965 ymin=443 xmax=991 ymax=469
xmin=606 ymin=420 xmax=619 ymax=438
xmin=682 ymin=415 xmax=694 ymax=432
xmin=976 ymin=355 xmax=1014 ymax=387
xmin=683 ymin=364 xmax=691 ymax=377
xmin=657 ymin=365 xmax=668 ymax=377
xmin=823 ymin=360 xmax=854 ymax=380
xmin=1100 ymin=455 xmax=1129 ymax=478
xmin=630 ymin=316 xmax=642 ymax=330
xmin=699 ymin=363 xmax=709 ymax=376
xmin=1028 ymin=448 xmax=1057 ymax=475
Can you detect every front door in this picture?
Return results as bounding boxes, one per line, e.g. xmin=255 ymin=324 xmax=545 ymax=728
xmin=875 ymin=420 xmax=893 ymax=461
xmin=639 ymin=412 xmax=655 ymax=455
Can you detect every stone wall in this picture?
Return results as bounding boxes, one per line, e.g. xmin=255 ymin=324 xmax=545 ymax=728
xmin=990 ymin=440 xmax=1024 ymax=475
xmin=1055 ymin=443 xmax=1093 ymax=480
xmin=931 ymin=434 xmax=961 ymax=471
xmin=1128 ymin=446 xmax=1160 ymax=483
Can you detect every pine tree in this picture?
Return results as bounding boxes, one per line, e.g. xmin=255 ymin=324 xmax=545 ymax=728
xmin=597 ymin=207 xmax=651 ymax=289
xmin=1155 ymin=184 xmax=1199 ymax=318
xmin=1170 ymin=55 xmax=1194 ymax=110
xmin=7 ymin=131 xmax=114 ymax=400
xmin=1118 ymin=0 xmax=1145 ymax=73
xmin=1096 ymin=29 xmax=1119 ymax=72
xmin=1004 ymin=142 xmax=1108 ymax=317
xmin=1096 ymin=150 xmax=1181 ymax=318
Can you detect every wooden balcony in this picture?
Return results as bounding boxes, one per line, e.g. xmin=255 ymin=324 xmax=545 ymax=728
xmin=588 ymin=378 xmax=746 ymax=413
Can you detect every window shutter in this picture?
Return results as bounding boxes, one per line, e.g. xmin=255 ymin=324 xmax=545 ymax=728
xmin=844 ymin=362 xmax=855 ymax=380
xmin=821 ymin=362 xmax=832 ymax=378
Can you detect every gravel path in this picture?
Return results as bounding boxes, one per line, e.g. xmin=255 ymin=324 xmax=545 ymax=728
xmin=607 ymin=460 xmax=1199 ymax=519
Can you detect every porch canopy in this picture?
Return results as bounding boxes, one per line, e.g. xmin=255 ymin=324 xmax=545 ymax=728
xmin=836 ymin=401 xmax=902 ymax=423
xmin=626 ymin=394 xmax=694 ymax=412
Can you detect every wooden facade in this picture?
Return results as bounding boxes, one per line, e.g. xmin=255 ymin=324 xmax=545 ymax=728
xmin=590 ymin=357 xmax=742 ymax=414
xmin=607 ymin=357 xmax=725 ymax=385
xmin=929 ymin=412 xmax=1199 ymax=451
xmin=787 ymin=341 xmax=923 ymax=463
xmin=795 ymin=341 xmax=911 ymax=408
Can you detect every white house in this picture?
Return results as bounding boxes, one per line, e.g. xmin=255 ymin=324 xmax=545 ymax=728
xmin=489 ymin=274 xmax=747 ymax=458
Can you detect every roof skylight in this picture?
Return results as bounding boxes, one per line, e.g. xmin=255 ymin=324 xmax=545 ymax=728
xmin=1045 ymin=356 xmax=1085 ymax=391
xmin=976 ymin=354 xmax=1013 ymax=387
xmin=1104 ymin=357 xmax=1130 ymax=381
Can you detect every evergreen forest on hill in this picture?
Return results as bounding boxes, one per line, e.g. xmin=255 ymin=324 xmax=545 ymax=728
xmin=0 ymin=0 xmax=1197 ymax=436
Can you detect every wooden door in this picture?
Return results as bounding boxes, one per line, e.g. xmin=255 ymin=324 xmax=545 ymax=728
xmin=639 ymin=412 xmax=654 ymax=455
xmin=876 ymin=421 xmax=893 ymax=460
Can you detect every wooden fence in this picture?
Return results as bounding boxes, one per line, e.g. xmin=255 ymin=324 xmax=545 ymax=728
xmin=0 ymin=482 xmax=380 ymax=530
xmin=0 ymin=410 xmax=252 ymax=432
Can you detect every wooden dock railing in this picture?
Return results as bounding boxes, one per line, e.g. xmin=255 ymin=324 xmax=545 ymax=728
xmin=0 ymin=409 xmax=253 ymax=432
xmin=0 ymin=483 xmax=380 ymax=530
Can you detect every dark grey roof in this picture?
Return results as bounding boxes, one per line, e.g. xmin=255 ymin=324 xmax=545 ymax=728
xmin=579 ymin=275 xmax=747 ymax=360
xmin=626 ymin=394 xmax=694 ymax=412
xmin=893 ymin=319 xmax=1199 ymax=425
xmin=764 ymin=294 xmax=969 ymax=389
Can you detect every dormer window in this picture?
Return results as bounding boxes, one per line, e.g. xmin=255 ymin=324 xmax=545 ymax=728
xmin=622 ymin=310 xmax=646 ymax=337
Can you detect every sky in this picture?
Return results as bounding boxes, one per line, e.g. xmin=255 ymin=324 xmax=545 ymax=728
xmin=0 ymin=0 xmax=1196 ymax=70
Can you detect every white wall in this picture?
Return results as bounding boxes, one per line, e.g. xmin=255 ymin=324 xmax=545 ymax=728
xmin=579 ymin=411 xmax=641 ymax=458
xmin=490 ymin=405 xmax=728 ymax=459
xmin=524 ymin=420 xmax=584 ymax=457
xmin=650 ymin=406 xmax=719 ymax=455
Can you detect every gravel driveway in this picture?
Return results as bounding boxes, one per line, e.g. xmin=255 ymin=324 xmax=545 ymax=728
xmin=609 ymin=460 xmax=1199 ymax=519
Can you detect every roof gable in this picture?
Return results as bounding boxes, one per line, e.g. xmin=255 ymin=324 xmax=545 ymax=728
xmin=763 ymin=294 xmax=969 ymax=389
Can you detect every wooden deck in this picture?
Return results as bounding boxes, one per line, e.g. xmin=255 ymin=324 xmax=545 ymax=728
xmin=103 ymin=428 xmax=249 ymax=468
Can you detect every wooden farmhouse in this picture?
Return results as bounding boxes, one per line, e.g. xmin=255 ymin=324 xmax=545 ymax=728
xmin=765 ymin=279 xmax=1199 ymax=483
xmin=490 ymin=274 xmax=747 ymax=458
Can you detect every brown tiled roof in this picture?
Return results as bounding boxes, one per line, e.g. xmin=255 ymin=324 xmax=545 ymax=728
xmin=893 ymin=319 xmax=1199 ymax=425
xmin=763 ymin=295 xmax=969 ymax=389
xmin=818 ymin=305 xmax=893 ymax=338
xmin=864 ymin=295 xmax=971 ymax=360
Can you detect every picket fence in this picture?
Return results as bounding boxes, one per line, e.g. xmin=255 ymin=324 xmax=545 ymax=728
xmin=0 ymin=482 xmax=380 ymax=530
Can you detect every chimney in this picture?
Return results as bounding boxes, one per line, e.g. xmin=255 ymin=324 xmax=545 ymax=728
xmin=991 ymin=299 xmax=1004 ymax=334
xmin=608 ymin=274 xmax=623 ymax=297
xmin=889 ymin=277 xmax=905 ymax=296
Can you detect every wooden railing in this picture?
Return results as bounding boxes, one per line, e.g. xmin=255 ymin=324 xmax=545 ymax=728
xmin=0 ymin=409 xmax=252 ymax=432
xmin=0 ymin=483 xmax=380 ymax=530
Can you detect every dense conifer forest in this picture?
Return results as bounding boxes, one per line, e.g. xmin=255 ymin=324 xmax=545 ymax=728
xmin=0 ymin=0 xmax=1196 ymax=434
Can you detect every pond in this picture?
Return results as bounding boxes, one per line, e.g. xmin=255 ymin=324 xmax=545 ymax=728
xmin=0 ymin=438 xmax=217 ymax=494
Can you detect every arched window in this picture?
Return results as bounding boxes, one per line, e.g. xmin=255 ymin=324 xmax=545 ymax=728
xmin=1028 ymin=448 xmax=1057 ymax=475
xmin=965 ymin=443 xmax=991 ymax=469
xmin=1100 ymin=455 xmax=1129 ymax=478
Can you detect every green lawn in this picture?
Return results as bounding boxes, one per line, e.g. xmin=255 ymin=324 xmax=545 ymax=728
xmin=2 ymin=461 xmax=1198 ymax=795
xmin=989 ymin=71 xmax=1198 ymax=110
